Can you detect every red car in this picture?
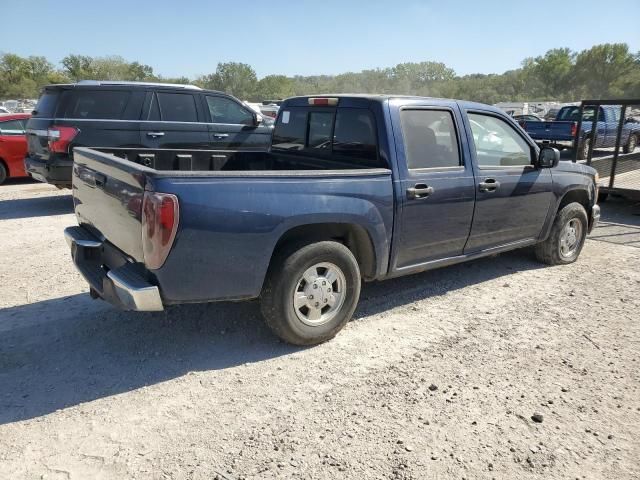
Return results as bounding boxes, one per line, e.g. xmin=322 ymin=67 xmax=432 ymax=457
xmin=0 ymin=113 xmax=31 ymax=184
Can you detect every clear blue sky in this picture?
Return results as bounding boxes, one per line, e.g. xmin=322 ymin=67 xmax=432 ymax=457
xmin=2 ymin=0 xmax=639 ymax=79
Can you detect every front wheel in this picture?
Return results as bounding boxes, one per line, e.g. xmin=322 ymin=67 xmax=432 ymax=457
xmin=623 ymin=134 xmax=637 ymax=154
xmin=260 ymin=241 xmax=361 ymax=346
xmin=535 ymin=202 xmax=588 ymax=265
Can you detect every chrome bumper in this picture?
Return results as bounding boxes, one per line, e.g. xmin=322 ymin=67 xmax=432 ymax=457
xmin=589 ymin=204 xmax=601 ymax=233
xmin=64 ymin=226 xmax=164 ymax=311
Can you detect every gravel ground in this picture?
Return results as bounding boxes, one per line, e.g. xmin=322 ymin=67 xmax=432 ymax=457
xmin=0 ymin=179 xmax=639 ymax=480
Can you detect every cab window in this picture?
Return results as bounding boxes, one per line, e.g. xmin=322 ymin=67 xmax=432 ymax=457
xmin=206 ymin=96 xmax=253 ymax=125
xmin=468 ymin=113 xmax=532 ymax=167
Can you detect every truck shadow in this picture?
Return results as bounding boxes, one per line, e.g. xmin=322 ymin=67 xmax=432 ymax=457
xmin=0 ymin=249 xmax=544 ymax=425
xmin=0 ymin=194 xmax=74 ymax=220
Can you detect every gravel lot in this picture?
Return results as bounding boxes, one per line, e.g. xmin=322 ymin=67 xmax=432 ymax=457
xmin=1 ymin=179 xmax=639 ymax=480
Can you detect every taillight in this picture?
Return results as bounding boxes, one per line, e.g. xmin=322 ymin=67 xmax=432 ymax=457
xmin=48 ymin=125 xmax=79 ymax=153
xmin=142 ymin=192 xmax=179 ymax=270
xmin=308 ymin=97 xmax=339 ymax=106
xmin=571 ymin=122 xmax=577 ymax=137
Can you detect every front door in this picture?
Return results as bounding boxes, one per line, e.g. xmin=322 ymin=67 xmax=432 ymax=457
xmin=139 ymin=91 xmax=211 ymax=170
xmin=391 ymin=101 xmax=476 ymax=271
xmin=203 ymin=95 xmax=272 ymax=151
xmin=463 ymin=111 xmax=553 ymax=252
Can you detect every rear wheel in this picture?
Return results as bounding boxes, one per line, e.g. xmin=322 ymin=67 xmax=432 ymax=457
xmin=577 ymin=138 xmax=590 ymax=160
xmin=535 ymin=202 xmax=588 ymax=265
xmin=623 ymin=134 xmax=637 ymax=154
xmin=260 ymin=241 xmax=361 ymax=346
xmin=0 ymin=160 xmax=9 ymax=185
xmin=0 ymin=162 xmax=7 ymax=185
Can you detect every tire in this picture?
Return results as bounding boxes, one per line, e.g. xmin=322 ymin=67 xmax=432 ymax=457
xmin=623 ymin=134 xmax=637 ymax=154
xmin=260 ymin=241 xmax=361 ymax=346
xmin=0 ymin=162 xmax=7 ymax=185
xmin=577 ymin=138 xmax=590 ymax=160
xmin=535 ymin=202 xmax=588 ymax=266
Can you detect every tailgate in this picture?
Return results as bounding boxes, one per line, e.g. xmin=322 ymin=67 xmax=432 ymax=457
xmin=73 ymin=147 xmax=149 ymax=261
xmin=526 ymin=121 xmax=574 ymax=141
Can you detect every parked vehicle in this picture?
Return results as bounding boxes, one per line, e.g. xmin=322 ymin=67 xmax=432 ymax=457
xmin=524 ymin=105 xmax=640 ymax=159
xmin=513 ymin=114 xmax=542 ymax=128
xmin=25 ymin=81 xmax=273 ymax=187
xmin=0 ymin=113 xmax=31 ymax=184
xmin=259 ymin=103 xmax=279 ymax=119
xmin=0 ymin=106 xmax=10 ymax=114
xmin=65 ymin=95 xmax=600 ymax=345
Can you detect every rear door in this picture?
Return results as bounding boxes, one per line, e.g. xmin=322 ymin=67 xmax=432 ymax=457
xmin=140 ymin=91 xmax=211 ymax=169
xmin=203 ymin=94 xmax=271 ymax=150
xmin=462 ymin=109 xmax=553 ymax=252
xmin=390 ymin=99 xmax=477 ymax=270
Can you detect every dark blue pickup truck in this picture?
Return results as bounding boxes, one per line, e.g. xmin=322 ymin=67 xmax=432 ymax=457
xmin=65 ymin=95 xmax=600 ymax=345
xmin=525 ymin=105 xmax=640 ymax=159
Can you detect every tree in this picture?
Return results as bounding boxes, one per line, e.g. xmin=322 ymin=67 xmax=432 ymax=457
xmin=574 ymin=43 xmax=638 ymax=98
xmin=199 ymin=62 xmax=257 ymax=99
xmin=61 ymin=54 xmax=95 ymax=81
xmin=255 ymin=75 xmax=295 ymax=100
xmin=522 ymin=48 xmax=575 ymax=99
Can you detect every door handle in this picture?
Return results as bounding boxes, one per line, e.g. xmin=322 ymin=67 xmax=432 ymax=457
xmin=478 ymin=178 xmax=500 ymax=192
xmin=213 ymin=133 xmax=229 ymax=138
xmin=146 ymin=132 xmax=165 ymax=138
xmin=407 ymin=183 xmax=434 ymax=199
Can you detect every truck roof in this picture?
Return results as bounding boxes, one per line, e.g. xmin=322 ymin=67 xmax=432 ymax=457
xmin=282 ymin=94 xmax=502 ymax=113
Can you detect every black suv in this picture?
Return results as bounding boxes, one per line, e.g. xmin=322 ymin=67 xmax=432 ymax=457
xmin=25 ymin=81 xmax=273 ymax=187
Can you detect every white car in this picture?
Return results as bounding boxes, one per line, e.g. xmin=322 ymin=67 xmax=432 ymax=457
xmin=0 ymin=106 xmax=10 ymax=114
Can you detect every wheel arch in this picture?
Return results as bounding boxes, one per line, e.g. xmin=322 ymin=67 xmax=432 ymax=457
xmin=268 ymin=222 xmax=379 ymax=283
xmin=540 ymin=187 xmax=592 ymax=242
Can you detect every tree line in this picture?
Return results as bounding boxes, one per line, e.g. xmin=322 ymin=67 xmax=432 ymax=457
xmin=1 ymin=43 xmax=639 ymax=104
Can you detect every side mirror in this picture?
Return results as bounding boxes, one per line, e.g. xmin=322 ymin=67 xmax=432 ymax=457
xmin=253 ymin=112 xmax=263 ymax=126
xmin=538 ymin=147 xmax=560 ymax=168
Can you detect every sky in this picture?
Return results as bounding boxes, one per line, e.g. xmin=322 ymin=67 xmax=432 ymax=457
xmin=2 ymin=0 xmax=639 ymax=79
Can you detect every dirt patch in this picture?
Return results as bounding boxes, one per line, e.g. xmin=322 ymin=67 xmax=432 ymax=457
xmin=1 ymin=182 xmax=639 ymax=479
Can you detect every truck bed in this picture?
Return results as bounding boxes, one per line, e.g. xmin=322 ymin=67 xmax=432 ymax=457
xmin=71 ymin=147 xmax=394 ymax=303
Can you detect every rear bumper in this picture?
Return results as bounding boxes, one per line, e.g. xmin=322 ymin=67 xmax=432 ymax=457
xmin=24 ymin=155 xmax=73 ymax=186
xmin=533 ymin=139 xmax=574 ymax=149
xmin=589 ymin=204 xmax=601 ymax=234
xmin=64 ymin=226 xmax=163 ymax=311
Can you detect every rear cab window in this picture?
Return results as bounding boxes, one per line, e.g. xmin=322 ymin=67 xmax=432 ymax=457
xmin=272 ymin=106 xmax=382 ymax=168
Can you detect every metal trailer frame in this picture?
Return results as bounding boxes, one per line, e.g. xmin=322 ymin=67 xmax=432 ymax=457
xmin=572 ymin=99 xmax=640 ymax=200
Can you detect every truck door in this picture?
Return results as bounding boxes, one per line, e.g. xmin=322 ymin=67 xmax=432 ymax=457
xmin=462 ymin=110 xmax=553 ymax=252
xmin=140 ymin=91 xmax=211 ymax=170
xmin=203 ymin=95 xmax=272 ymax=151
xmin=390 ymin=100 xmax=476 ymax=270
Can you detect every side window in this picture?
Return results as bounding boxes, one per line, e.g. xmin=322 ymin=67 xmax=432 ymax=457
xmin=63 ymin=90 xmax=130 ymax=119
xmin=468 ymin=113 xmax=532 ymax=167
xmin=308 ymin=112 xmax=333 ymax=149
xmin=400 ymin=109 xmax=461 ymax=169
xmin=0 ymin=119 xmax=26 ymax=134
xmin=206 ymin=96 xmax=253 ymax=125
xmin=272 ymin=108 xmax=307 ymax=150
xmin=333 ymin=108 xmax=380 ymax=167
xmin=157 ymin=93 xmax=198 ymax=122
